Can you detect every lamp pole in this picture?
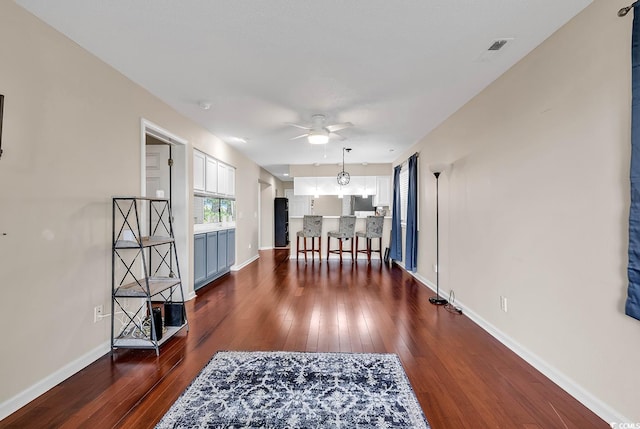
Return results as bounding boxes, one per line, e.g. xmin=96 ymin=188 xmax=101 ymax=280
xmin=429 ymin=171 xmax=447 ymax=305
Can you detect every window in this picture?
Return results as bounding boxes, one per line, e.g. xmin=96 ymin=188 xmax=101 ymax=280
xmin=194 ymin=196 xmax=235 ymax=224
xmin=399 ymin=164 xmax=409 ymax=223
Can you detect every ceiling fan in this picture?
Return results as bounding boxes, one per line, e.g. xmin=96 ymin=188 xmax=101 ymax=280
xmin=287 ymin=114 xmax=353 ymax=145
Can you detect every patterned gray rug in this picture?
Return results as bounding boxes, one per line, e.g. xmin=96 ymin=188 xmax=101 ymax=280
xmin=155 ymin=351 xmax=430 ymax=428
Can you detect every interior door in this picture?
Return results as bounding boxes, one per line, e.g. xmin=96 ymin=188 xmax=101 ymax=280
xmin=145 ymin=140 xmax=171 ymax=200
xmin=145 ymin=140 xmax=172 ymax=276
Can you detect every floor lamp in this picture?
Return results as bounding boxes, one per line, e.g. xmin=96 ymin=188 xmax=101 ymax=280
xmin=429 ymin=169 xmax=447 ymax=305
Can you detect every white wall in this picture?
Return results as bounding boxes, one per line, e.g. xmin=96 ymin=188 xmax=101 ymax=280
xmin=395 ymin=0 xmax=637 ymax=421
xmin=0 ymin=1 xmax=279 ymax=416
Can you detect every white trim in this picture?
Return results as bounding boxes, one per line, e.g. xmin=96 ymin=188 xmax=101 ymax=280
xmin=185 ymin=290 xmax=197 ymax=301
xmin=231 ymin=254 xmax=260 ymax=271
xmin=257 ymin=181 xmax=262 ymax=250
xmin=140 ymin=118 xmax=192 ymax=301
xmin=259 ymin=246 xmax=274 ymax=250
xmin=141 ymin=118 xmax=189 ymax=145
xmin=407 ymin=270 xmax=630 ymax=424
xmin=0 ymin=342 xmax=110 ymax=420
xmin=140 ymin=118 xmax=189 ymax=197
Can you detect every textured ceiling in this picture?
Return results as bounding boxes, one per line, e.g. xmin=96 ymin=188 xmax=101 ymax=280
xmin=16 ymin=0 xmax=592 ymax=179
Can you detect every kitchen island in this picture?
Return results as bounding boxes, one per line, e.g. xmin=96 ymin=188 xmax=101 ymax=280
xmin=289 ymin=216 xmax=391 ymax=260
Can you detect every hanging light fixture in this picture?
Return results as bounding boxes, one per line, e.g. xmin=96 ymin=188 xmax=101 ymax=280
xmin=337 ymin=147 xmax=351 ymax=186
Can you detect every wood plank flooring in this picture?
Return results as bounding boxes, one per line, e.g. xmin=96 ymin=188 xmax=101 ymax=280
xmin=1 ymin=249 xmax=607 ymax=428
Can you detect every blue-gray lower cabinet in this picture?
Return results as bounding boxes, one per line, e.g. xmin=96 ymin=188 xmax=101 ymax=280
xmin=217 ymin=229 xmax=228 ymax=272
xmin=227 ymin=229 xmax=236 ymax=266
xmin=194 ymin=228 xmax=236 ymax=290
xmin=206 ymin=232 xmax=218 ymax=278
xmin=194 ymin=233 xmax=207 ymax=286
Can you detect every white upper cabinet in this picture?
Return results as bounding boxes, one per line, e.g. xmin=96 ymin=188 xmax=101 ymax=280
xmin=293 ymin=176 xmax=379 ymax=197
xmin=193 ymin=149 xmax=235 ymax=197
xmin=293 ymin=177 xmax=319 ymax=195
xmin=217 ymin=163 xmax=228 ymax=195
xmin=373 ymin=176 xmax=391 ymax=207
xmin=193 ymin=150 xmax=206 ymax=191
xmin=205 ymin=157 xmax=217 ymax=194
xmin=227 ymin=165 xmax=235 ymax=196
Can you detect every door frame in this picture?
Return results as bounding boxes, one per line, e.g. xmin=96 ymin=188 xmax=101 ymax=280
xmin=257 ymin=181 xmax=261 ymax=250
xmin=140 ymin=118 xmax=194 ymax=300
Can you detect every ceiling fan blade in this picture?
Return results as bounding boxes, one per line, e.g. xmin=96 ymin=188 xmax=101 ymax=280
xmin=285 ymin=122 xmax=312 ymax=130
xmin=330 ymin=132 xmax=347 ymax=141
xmin=326 ymin=122 xmax=353 ymax=133
xmin=290 ymin=133 xmax=310 ymax=140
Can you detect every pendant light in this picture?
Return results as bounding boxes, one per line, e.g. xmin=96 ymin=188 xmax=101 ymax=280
xmin=337 ymin=147 xmax=351 ymax=186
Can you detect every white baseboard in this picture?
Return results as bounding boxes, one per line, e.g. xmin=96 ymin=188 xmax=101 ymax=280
xmin=185 ymin=290 xmax=197 ymax=301
xmin=259 ymin=246 xmax=273 ymax=250
xmin=231 ymin=254 xmax=259 ymax=271
xmin=0 ymin=341 xmax=110 ymax=420
xmin=408 ymin=270 xmax=629 ymax=424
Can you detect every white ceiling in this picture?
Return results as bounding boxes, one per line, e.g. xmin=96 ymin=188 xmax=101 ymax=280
xmin=16 ymin=0 xmax=592 ymax=179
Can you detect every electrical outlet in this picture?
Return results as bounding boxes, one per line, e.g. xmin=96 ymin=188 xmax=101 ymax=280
xmin=500 ymin=296 xmax=508 ymax=313
xmin=94 ymin=305 xmax=103 ymax=323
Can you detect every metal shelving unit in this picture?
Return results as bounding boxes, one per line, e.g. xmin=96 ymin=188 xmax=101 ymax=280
xmin=111 ymin=197 xmax=188 ymax=355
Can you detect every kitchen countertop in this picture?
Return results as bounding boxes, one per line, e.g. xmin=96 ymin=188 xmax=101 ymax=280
xmin=194 ymin=223 xmax=236 ymax=234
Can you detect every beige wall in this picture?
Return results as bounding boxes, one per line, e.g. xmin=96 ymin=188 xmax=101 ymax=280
xmin=0 ymin=1 xmax=279 ymax=414
xmin=311 ymin=196 xmax=343 ymax=216
xmin=394 ymin=0 xmax=637 ymax=421
xmin=290 ymin=163 xmax=391 ymax=178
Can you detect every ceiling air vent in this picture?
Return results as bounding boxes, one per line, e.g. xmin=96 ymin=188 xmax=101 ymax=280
xmin=475 ymin=38 xmax=514 ymax=62
xmin=488 ymin=39 xmax=508 ymax=51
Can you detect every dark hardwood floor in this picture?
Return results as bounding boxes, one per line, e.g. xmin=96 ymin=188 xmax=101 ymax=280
xmin=1 ymin=249 xmax=607 ymax=428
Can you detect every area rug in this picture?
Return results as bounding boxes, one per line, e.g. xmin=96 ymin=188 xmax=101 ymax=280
xmin=155 ymin=351 xmax=430 ymax=428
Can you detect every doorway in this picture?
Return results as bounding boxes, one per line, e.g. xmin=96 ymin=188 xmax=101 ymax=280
xmin=140 ymin=119 xmax=193 ymax=300
xmin=145 ymin=137 xmax=171 ymax=200
xmin=259 ymin=181 xmax=274 ymax=249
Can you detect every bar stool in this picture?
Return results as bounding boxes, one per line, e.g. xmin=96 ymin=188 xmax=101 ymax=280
xmin=296 ymin=215 xmax=323 ymax=262
xmin=355 ymin=216 xmax=384 ymax=263
xmin=327 ymin=215 xmax=356 ymax=263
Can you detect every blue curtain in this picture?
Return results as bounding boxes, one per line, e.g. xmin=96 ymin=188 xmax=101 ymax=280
xmin=405 ymin=154 xmax=418 ymax=272
xmin=627 ymin=4 xmax=640 ymax=321
xmin=389 ymin=165 xmax=403 ymax=261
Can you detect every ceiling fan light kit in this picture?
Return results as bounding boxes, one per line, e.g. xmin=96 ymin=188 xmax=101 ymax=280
xmin=287 ymin=114 xmax=353 ymax=145
xmin=307 ymin=129 xmax=330 ymax=145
